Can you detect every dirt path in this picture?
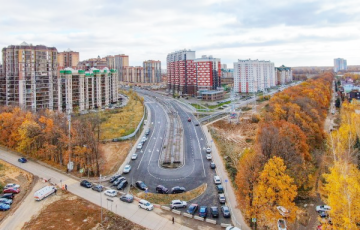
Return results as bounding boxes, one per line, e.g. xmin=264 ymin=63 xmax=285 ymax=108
xmin=0 ymin=180 xmax=61 ymax=230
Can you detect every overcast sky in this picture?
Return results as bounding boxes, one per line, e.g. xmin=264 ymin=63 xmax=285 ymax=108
xmin=1 ymin=0 xmax=359 ymax=68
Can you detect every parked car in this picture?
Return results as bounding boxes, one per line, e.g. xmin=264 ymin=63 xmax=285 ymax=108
xmin=216 ymin=185 xmax=224 ymax=193
xmin=3 ymin=188 xmax=20 ymax=194
xmin=109 ymin=174 xmax=122 ymax=183
xmin=0 ymin=193 xmax=14 ymax=200
xmin=194 ymin=123 xmax=200 ymax=126
xmin=210 ymin=206 xmax=219 ymax=218
xmin=206 ymin=154 xmax=212 ymax=160
xmin=145 ymin=128 xmax=150 ymax=135
xmin=137 ymin=143 xmax=143 ymax=149
xmin=210 ymin=162 xmax=216 ymax=169
xmin=80 ymin=180 xmax=92 ymax=188
xmin=4 ymin=183 xmax=20 ymax=189
xmin=319 ymin=211 xmax=329 ymax=218
xmin=277 ymin=219 xmax=287 ymax=230
xmin=92 ymin=184 xmax=104 ymax=192
xmin=171 ymin=186 xmax=186 ymax=194
xmin=187 ymin=118 xmax=191 ymax=122
xmin=198 ymin=206 xmax=208 ymax=218
xmin=0 ymin=203 xmax=10 ymax=211
xmin=187 ymin=203 xmax=198 ymax=215
xmin=113 ymin=177 xmax=126 ymax=186
xmin=131 ymin=153 xmax=138 ymax=160
xmin=0 ymin=198 xmax=12 ymax=205
xmin=214 ymin=176 xmax=221 ymax=184
xmin=170 ymin=200 xmax=187 ymax=209
xmin=18 ymin=157 xmax=27 ymax=163
xmin=117 ymin=180 xmax=128 ymax=190
xmin=123 ymin=165 xmax=131 ymax=174
xmin=140 ymin=136 xmax=147 ymax=143
xmin=136 ymin=181 xmax=148 ymax=190
xmin=120 ymin=194 xmax=134 ymax=203
xmin=206 ymin=147 xmax=211 ymax=153
xmin=316 ymin=205 xmax=331 ymax=212
xmin=104 ymin=190 xmax=117 ymax=197
xmin=221 ymin=206 xmax=231 ymax=218
xmin=138 ymin=199 xmax=154 ymax=211
xmin=156 ymin=185 xmax=169 ymax=194
xmin=277 ymin=206 xmax=290 ymax=217
xmin=219 ymin=194 xmax=226 ymax=204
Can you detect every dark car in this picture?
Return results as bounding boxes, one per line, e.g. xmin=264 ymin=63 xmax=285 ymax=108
xmin=113 ymin=177 xmax=126 ymax=186
xmin=187 ymin=203 xmax=199 ymax=215
xmin=319 ymin=211 xmax=329 ymax=218
xmin=0 ymin=203 xmax=10 ymax=211
xmin=92 ymin=184 xmax=104 ymax=192
xmin=120 ymin=194 xmax=134 ymax=203
xmin=171 ymin=186 xmax=186 ymax=194
xmin=210 ymin=162 xmax=216 ymax=169
xmin=156 ymin=185 xmax=169 ymax=194
xmin=221 ymin=206 xmax=231 ymax=218
xmin=117 ymin=180 xmax=128 ymax=190
xmin=80 ymin=180 xmax=92 ymax=188
xmin=18 ymin=157 xmax=27 ymax=163
xmin=216 ymin=185 xmax=224 ymax=193
xmin=0 ymin=194 xmax=14 ymax=200
xmin=210 ymin=206 xmax=219 ymax=218
xmin=135 ymin=181 xmax=148 ymax=190
xmin=198 ymin=206 xmax=208 ymax=218
xmin=3 ymin=188 xmax=20 ymax=194
xmin=194 ymin=123 xmax=200 ymax=126
xmin=187 ymin=118 xmax=191 ymax=122
xmin=109 ymin=174 xmax=122 ymax=183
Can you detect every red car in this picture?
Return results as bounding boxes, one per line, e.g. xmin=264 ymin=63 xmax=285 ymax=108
xmin=188 ymin=118 xmax=191 ymax=122
xmin=3 ymin=188 xmax=20 ymax=194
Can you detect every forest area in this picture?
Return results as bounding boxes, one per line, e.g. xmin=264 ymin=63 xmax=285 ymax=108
xmin=234 ymin=72 xmax=334 ymax=229
xmin=0 ymin=90 xmax=144 ymax=176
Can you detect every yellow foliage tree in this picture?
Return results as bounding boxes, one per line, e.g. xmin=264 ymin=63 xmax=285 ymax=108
xmin=323 ymin=161 xmax=360 ymax=229
xmin=252 ymin=156 xmax=297 ymax=229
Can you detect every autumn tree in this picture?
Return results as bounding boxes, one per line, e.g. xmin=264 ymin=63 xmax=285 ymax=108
xmin=251 ymin=156 xmax=297 ymax=229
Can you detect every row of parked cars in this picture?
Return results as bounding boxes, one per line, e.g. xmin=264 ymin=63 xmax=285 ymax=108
xmin=176 ymin=201 xmax=232 ymax=218
xmin=0 ymin=183 xmax=20 ymax=211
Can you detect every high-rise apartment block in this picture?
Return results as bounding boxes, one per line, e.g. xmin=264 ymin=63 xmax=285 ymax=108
xmin=1 ymin=42 xmax=58 ymax=111
xmin=167 ymin=50 xmax=221 ymax=95
xmin=105 ymin=55 xmax=115 ymax=69
xmin=58 ymin=68 xmax=118 ymax=113
xmin=122 ymin=66 xmax=144 ymax=83
xmin=57 ymin=49 xmax=79 ymax=69
xmin=275 ymin=65 xmax=293 ymax=85
xmin=115 ymin=54 xmax=129 ymax=81
xmin=77 ymin=56 xmax=108 ymax=71
xmin=234 ymin=59 xmax=276 ymax=93
xmin=334 ymin=58 xmax=347 ymax=72
xmin=143 ymin=60 xmax=161 ymax=83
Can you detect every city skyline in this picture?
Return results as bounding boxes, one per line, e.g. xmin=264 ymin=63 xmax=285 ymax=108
xmin=0 ymin=0 xmax=359 ymax=67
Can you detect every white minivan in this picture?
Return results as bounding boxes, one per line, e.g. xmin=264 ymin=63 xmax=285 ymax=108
xmin=214 ymin=176 xmax=221 ymax=184
xmin=139 ymin=199 xmax=154 ymax=211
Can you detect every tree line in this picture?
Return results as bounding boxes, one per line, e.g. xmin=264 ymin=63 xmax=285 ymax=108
xmin=235 ymin=72 xmax=334 ymax=228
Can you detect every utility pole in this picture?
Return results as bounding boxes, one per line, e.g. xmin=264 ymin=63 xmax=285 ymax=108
xmin=100 ymin=174 xmax=103 ymax=224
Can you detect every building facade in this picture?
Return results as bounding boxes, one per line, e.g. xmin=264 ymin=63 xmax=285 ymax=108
xmin=234 ymin=59 xmax=276 ymax=93
xmin=1 ymin=42 xmax=58 ymax=111
xmin=143 ymin=60 xmax=161 ymax=83
xmin=275 ymin=65 xmax=293 ymax=85
xmin=58 ymin=68 xmax=118 ymax=113
xmin=122 ymin=66 xmax=144 ymax=83
xmin=57 ymin=49 xmax=79 ymax=70
xmin=334 ymin=58 xmax=347 ymax=72
xmin=115 ymin=54 xmax=129 ymax=81
xmin=105 ymin=55 xmax=115 ymax=69
xmin=194 ymin=55 xmax=221 ymax=91
xmin=77 ymin=56 xmax=108 ymax=71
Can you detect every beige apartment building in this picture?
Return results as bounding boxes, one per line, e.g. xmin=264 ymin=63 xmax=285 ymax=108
xmin=115 ymin=54 xmax=129 ymax=81
xmin=123 ymin=66 xmax=144 ymax=83
xmin=57 ymin=49 xmax=79 ymax=69
xmin=143 ymin=60 xmax=161 ymax=83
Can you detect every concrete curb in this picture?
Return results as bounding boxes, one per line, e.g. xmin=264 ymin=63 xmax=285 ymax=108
xmin=182 ymin=213 xmax=193 ymax=218
xmin=193 ymin=216 xmax=204 ymax=221
xmin=172 ymin=209 xmax=181 ymax=215
xmin=221 ymin=223 xmax=231 ymax=228
xmin=206 ymin=219 xmax=217 ymax=225
xmin=161 ymin=206 xmax=171 ymax=211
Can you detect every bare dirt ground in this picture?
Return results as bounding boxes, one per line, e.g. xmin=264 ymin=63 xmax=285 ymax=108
xmin=0 ymin=159 xmax=34 ymax=222
xmin=99 ymin=140 xmax=134 ymax=176
xmin=21 ymin=190 xmax=145 ymax=230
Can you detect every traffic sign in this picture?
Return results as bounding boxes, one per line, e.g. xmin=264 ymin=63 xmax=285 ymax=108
xmin=225 ymin=179 xmax=228 ymax=183
xmin=252 ymin=218 xmax=256 ymax=223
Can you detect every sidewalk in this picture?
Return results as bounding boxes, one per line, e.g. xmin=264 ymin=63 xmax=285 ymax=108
xmin=202 ymin=125 xmax=251 ymax=230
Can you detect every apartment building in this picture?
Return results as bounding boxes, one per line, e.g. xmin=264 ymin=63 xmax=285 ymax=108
xmin=1 ymin=42 xmax=58 ymax=111
xmin=57 ymin=49 xmax=79 ymax=69
xmin=334 ymin=58 xmax=347 ymax=72
xmin=194 ymin=55 xmax=221 ymax=91
xmin=115 ymin=54 xmax=129 ymax=81
xmin=122 ymin=66 xmax=144 ymax=83
xmin=143 ymin=60 xmax=161 ymax=83
xmin=58 ymin=67 xmax=118 ymax=113
xmin=276 ymin=65 xmax=293 ymax=85
xmin=77 ymin=56 xmax=108 ymax=71
xmin=105 ymin=55 xmax=115 ymax=69
xmin=234 ymin=59 xmax=276 ymax=93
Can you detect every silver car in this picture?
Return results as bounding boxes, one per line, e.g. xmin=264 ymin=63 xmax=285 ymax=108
xmin=123 ymin=165 xmax=131 ymax=174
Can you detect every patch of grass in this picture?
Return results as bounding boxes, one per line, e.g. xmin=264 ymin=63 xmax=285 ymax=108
xmin=207 ymin=100 xmax=231 ymax=109
xmin=131 ymin=183 xmax=207 ymax=205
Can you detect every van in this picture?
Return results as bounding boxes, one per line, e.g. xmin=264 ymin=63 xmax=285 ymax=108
xmin=34 ymin=186 xmax=56 ymax=201
xmin=214 ymin=176 xmax=221 ymax=184
xmin=138 ymin=199 xmax=154 ymax=211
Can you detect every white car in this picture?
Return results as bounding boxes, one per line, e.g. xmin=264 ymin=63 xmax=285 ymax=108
xmin=123 ymin=165 xmax=132 ymax=174
xmin=206 ymin=154 xmax=212 ymax=160
xmin=225 ymin=227 xmax=241 ymax=230
xmin=170 ymin=200 xmax=187 ymax=209
xmin=138 ymin=199 xmax=153 ymax=211
xmin=104 ymin=190 xmax=117 ymax=197
xmin=206 ymin=147 xmax=212 ymax=153
xmin=140 ymin=136 xmax=147 ymax=143
xmin=131 ymin=153 xmax=138 ymax=160
xmin=214 ymin=176 xmax=221 ymax=184
xmin=137 ymin=143 xmax=143 ymax=149
xmin=316 ymin=205 xmax=331 ymax=212
xmin=277 ymin=219 xmax=287 ymax=230
xmin=4 ymin=183 xmax=20 ymax=189
xmin=277 ymin=206 xmax=290 ymax=217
